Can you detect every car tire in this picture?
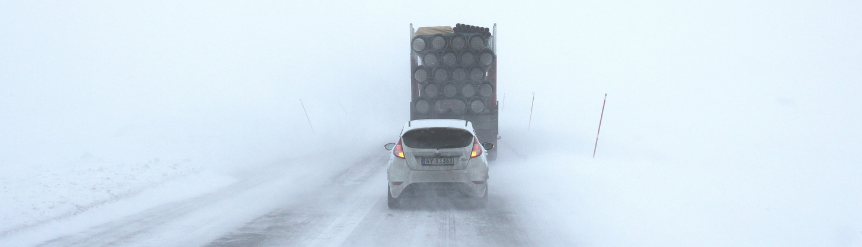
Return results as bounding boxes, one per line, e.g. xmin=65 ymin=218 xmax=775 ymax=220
xmin=388 ymin=185 xmax=400 ymax=209
xmin=475 ymin=184 xmax=488 ymax=208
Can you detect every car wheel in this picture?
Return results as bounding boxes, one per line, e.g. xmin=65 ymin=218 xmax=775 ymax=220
xmin=388 ymin=185 xmax=400 ymax=209
xmin=475 ymin=184 xmax=488 ymax=208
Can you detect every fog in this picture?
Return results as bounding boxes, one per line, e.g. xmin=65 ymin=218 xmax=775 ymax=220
xmin=2 ymin=0 xmax=860 ymax=246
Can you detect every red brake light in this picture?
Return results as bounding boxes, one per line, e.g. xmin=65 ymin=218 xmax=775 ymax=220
xmin=470 ymin=137 xmax=482 ymax=158
xmin=393 ymin=138 xmax=405 ymax=159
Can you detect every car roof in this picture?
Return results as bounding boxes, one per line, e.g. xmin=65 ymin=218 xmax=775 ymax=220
xmin=401 ymin=119 xmax=474 ymax=134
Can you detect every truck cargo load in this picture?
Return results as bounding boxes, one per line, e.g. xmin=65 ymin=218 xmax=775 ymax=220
xmin=409 ymin=23 xmax=498 ymax=160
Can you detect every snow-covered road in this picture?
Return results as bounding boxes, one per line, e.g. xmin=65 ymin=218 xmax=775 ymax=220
xmin=6 ymin=146 xmax=554 ymax=247
xmin=3 ymin=136 xmax=860 ymax=247
xmin=204 ymin=154 xmax=535 ymax=247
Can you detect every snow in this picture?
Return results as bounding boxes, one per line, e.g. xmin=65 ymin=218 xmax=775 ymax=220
xmin=0 ymin=169 xmax=236 ymax=247
xmin=494 ymin=147 xmax=862 ymax=246
xmin=2 ymin=0 xmax=862 ymax=246
xmin=0 ymin=155 xmax=204 ymax=235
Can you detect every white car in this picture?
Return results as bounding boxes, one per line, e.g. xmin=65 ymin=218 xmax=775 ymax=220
xmin=383 ymin=119 xmax=494 ymax=209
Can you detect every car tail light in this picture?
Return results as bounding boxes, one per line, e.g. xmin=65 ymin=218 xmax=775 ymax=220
xmin=393 ymin=138 xmax=405 ymax=159
xmin=470 ymin=137 xmax=482 ymax=158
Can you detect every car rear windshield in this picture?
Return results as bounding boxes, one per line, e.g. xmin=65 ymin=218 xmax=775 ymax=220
xmin=402 ymin=128 xmax=473 ymax=149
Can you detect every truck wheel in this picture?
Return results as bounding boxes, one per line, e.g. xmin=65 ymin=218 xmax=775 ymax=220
xmin=388 ymin=185 xmax=400 ymax=209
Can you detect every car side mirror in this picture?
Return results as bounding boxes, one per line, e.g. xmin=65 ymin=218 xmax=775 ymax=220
xmin=384 ymin=143 xmax=396 ymax=151
xmin=481 ymin=142 xmax=494 ymax=150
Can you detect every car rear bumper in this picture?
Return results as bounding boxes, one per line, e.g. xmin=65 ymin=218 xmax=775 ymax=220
xmin=387 ymin=156 xmax=488 ymax=198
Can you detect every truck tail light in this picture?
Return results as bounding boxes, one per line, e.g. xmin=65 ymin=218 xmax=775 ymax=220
xmin=470 ymin=137 xmax=483 ymax=158
xmin=393 ymin=138 xmax=405 ymax=159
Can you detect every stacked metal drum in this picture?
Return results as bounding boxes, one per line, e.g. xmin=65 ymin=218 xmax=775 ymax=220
xmin=411 ymin=23 xmax=495 ymax=117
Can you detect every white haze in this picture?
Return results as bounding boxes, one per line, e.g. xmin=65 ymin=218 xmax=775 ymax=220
xmin=1 ymin=0 xmax=861 ymax=246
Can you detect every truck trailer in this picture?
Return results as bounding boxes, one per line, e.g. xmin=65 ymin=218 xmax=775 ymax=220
xmin=409 ymin=23 xmax=498 ymax=160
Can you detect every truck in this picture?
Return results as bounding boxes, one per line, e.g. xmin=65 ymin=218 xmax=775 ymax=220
xmin=408 ymin=23 xmax=498 ymax=160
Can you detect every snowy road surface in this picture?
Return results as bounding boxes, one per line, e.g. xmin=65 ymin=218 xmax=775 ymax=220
xmin=6 ymin=146 xmax=559 ymax=247
xmin=4 ymin=139 xmax=858 ymax=247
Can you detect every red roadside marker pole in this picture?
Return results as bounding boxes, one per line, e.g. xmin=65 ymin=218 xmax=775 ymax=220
xmin=593 ymin=93 xmax=607 ymax=159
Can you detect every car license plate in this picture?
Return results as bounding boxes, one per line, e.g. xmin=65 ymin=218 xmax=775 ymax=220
xmin=421 ymin=157 xmax=455 ymax=166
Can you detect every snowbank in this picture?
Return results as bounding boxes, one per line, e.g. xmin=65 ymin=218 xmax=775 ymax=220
xmin=0 ymin=154 xmax=206 ymax=235
xmin=493 ymin=133 xmax=862 ymax=246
